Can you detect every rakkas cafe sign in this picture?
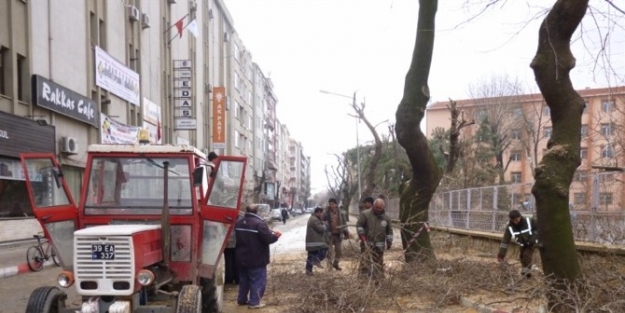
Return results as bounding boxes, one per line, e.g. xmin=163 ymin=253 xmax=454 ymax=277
xmin=32 ymin=75 xmax=99 ymax=126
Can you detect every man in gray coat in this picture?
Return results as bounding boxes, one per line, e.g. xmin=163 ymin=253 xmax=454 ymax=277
xmin=305 ymin=207 xmax=328 ymax=275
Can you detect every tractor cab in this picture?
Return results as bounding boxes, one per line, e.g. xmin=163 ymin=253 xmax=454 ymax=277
xmin=20 ymin=144 xmax=246 ymax=313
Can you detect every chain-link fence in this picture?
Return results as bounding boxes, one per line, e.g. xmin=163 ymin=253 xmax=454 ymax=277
xmin=354 ymin=172 xmax=625 ymax=245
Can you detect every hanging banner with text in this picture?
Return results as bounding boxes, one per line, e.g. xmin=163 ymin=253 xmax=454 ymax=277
xmin=100 ymin=113 xmax=141 ymax=144
xmin=173 ymin=60 xmax=196 ymax=130
xmin=212 ymin=86 xmax=226 ymax=149
xmin=95 ymin=46 xmax=141 ymax=106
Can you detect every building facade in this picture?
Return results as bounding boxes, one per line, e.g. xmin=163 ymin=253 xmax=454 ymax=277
xmin=0 ymin=0 xmax=310 ymax=241
xmin=426 ymin=86 xmax=625 ymax=210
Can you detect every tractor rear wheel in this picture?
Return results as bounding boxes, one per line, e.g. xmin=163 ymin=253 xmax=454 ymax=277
xmin=25 ymin=286 xmax=66 ymax=313
xmin=176 ymin=285 xmax=202 ymax=313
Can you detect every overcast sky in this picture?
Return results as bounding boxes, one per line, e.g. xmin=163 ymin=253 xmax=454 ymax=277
xmin=222 ymin=0 xmax=625 ymax=194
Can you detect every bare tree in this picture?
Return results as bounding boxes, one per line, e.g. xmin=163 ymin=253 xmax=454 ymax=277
xmin=324 ymin=153 xmax=349 ymax=200
xmin=529 ymin=0 xmax=587 ymax=310
xmin=469 ymin=75 xmax=525 ymax=183
xmin=395 ymin=0 xmax=440 ymax=262
xmin=443 ymin=99 xmax=475 ymax=174
xmin=349 ymin=101 xmax=384 ymax=201
xmin=518 ymin=100 xmax=551 ymax=175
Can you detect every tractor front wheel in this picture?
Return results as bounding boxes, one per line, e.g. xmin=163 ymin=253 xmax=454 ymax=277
xmin=201 ymin=257 xmax=225 ymax=313
xmin=176 ymin=285 xmax=202 ymax=313
xmin=25 ymin=286 xmax=67 ymax=313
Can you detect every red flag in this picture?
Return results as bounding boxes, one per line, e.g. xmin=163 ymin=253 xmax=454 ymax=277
xmin=174 ymin=18 xmax=184 ymax=38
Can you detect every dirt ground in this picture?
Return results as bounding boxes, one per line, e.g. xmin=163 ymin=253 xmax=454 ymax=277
xmin=221 ymin=232 xmax=547 ymax=313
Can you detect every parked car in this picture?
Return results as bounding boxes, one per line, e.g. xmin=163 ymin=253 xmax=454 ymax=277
xmin=292 ymin=208 xmax=303 ymax=216
xmin=271 ymin=208 xmax=283 ymax=221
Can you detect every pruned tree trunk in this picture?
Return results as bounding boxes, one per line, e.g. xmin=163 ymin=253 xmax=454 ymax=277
xmin=395 ymin=0 xmax=439 ymax=262
xmin=446 ymin=99 xmax=474 ymax=174
xmin=530 ymin=0 xmax=587 ymax=311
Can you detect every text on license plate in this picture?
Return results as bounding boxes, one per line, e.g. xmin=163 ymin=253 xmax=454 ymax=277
xmin=92 ymin=244 xmax=115 ymax=260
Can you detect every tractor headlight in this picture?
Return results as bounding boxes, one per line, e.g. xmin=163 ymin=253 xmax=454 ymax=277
xmin=137 ymin=269 xmax=155 ymax=286
xmin=57 ymin=271 xmax=74 ymax=288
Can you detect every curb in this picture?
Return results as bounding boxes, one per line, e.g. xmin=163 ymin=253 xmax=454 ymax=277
xmin=0 ymin=260 xmax=55 ymax=279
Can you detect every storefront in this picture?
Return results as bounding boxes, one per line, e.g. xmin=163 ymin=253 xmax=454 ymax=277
xmin=0 ymin=110 xmax=55 ymax=241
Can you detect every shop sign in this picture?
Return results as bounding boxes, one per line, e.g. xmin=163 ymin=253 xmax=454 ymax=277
xmin=32 ymin=75 xmax=99 ymax=126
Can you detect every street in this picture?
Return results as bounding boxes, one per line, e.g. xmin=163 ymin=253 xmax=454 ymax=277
xmin=0 ymin=214 xmax=311 ymax=313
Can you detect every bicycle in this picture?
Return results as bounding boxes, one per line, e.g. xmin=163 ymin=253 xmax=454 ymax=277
xmin=26 ymin=234 xmax=61 ymax=272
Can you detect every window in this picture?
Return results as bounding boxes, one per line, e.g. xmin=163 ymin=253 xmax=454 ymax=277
xmin=543 ymin=127 xmax=552 ymax=138
xmin=583 ymin=100 xmax=588 ymax=114
xmin=581 ymin=124 xmax=588 ymax=137
xmin=574 ymin=193 xmax=586 ymax=205
xmin=234 ymin=101 xmax=240 ymax=118
xmin=0 ymin=46 xmax=8 ymax=96
xmin=580 ymin=148 xmax=587 ymax=159
xmin=248 ymin=115 xmax=252 ymax=130
xmin=510 ymin=151 xmax=521 ymax=161
xmin=234 ymin=72 xmax=240 ymax=90
xmin=601 ymin=145 xmax=614 ymax=158
xmin=235 ymin=130 xmax=240 ymax=147
xmin=477 ymin=109 xmax=488 ymax=122
xmin=543 ymin=107 xmax=550 ymax=116
xmin=601 ymin=123 xmax=612 ymax=137
xmin=248 ymin=139 xmax=253 ymax=153
xmin=601 ymin=100 xmax=614 ymax=112
xmin=574 ymin=171 xmax=587 ymax=181
xmin=233 ymin=43 xmax=239 ymax=61
xmin=599 ymin=193 xmax=613 ymax=205
xmin=511 ymin=172 xmax=522 ymax=183
xmin=513 ymin=107 xmax=522 ymax=118
xmin=99 ymin=19 xmax=106 ymax=48
xmin=17 ymin=54 xmax=28 ymax=101
xmin=511 ymin=129 xmax=521 ymax=140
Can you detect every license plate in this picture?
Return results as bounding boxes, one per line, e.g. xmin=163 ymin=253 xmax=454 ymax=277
xmin=92 ymin=244 xmax=115 ymax=260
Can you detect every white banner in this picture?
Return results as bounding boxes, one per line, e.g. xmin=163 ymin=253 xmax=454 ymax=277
xmin=101 ymin=113 xmax=140 ymax=144
xmin=142 ymin=97 xmax=161 ymax=125
xmin=95 ymin=46 xmax=140 ymax=106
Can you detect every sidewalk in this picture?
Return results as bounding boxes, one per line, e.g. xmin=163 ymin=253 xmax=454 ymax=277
xmin=0 ymin=239 xmax=55 ymax=279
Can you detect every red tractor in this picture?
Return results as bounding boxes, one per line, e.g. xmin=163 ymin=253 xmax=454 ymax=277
xmin=20 ymin=144 xmax=246 ymax=313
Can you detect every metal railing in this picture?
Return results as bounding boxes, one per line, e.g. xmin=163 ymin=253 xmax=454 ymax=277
xmin=351 ymin=172 xmax=625 ymax=245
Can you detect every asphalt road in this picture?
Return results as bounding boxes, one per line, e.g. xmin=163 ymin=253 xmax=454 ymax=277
xmin=0 ymin=213 xmax=311 ymax=313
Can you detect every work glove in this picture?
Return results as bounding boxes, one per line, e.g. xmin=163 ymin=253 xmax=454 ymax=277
xmin=497 ymin=254 xmax=505 ymax=262
xmin=386 ymin=242 xmax=392 ymax=250
xmin=359 ymin=234 xmax=367 ymax=243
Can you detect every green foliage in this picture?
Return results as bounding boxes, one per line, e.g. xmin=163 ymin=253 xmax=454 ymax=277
xmin=345 ymin=139 xmax=410 ymax=199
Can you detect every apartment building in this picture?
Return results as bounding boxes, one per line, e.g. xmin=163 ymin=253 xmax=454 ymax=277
xmin=288 ymin=138 xmax=311 ymax=208
xmin=426 ymin=86 xmax=625 ymax=210
xmin=0 ymin=0 xmax=310 ymax=241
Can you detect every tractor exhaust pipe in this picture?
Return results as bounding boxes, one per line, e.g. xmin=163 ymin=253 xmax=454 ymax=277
xmin=161 ymin=161 xmax=171 ymax=267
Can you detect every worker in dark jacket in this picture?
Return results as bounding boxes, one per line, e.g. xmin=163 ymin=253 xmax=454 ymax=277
xmin=323 ymin=198 xmax=350 ymax=270
xmin=497 ymin=209 xmax=538 ymax=278
xmin=305 ymin=207 xmax=329 ymax=275
xmin=235 ymin=204 xmax=282 ymax=309
xmin=357 ymin=198 xmax=393 ymax=279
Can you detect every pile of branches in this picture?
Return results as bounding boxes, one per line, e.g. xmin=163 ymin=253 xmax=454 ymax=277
xmin=266 ymin=235 xmax=625 ymax=312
